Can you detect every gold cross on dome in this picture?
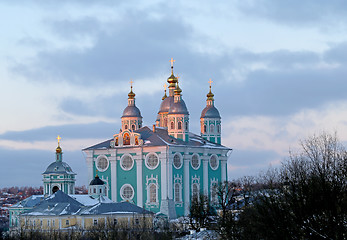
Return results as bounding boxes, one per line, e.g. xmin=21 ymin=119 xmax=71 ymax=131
xmin=208 ymin=78 xmax=213 ymax=87
xmin=169 ymin=58 xmax=175 ymax=67
xmin=129 ymin=79 xmax=134 ymax=87
xmin=57 ymin=135 xmax=61 ymax=145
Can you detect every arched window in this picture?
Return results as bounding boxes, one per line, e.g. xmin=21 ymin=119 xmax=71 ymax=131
xmin=123 ymin=133 xmax=130 ymax=145
xmin=210 ymin=124 xmax=214 ymax=133
xmin=192 ymin=183 xmax=199 ymax=198
xmin=135 ymin=136 xmax=139 ymax=145
xmin=203 ymin=125 xmax=207 ymax=133
xmin=149 ymin=184 xmax=157 ymax=203
xmin=170 ymin=121 xmax=174 ymax=130
xmin=174 ymin=183 xmax=181 ymax=202
xmin=124 ymin=125 xmax=128 ymax=130
xmin=164 ymin=118 xmax=168 ymax=127
xmin=185 ymin=122 xmax=188 ymax=130
xmin=217 ymin=124 xmax=221 ymax=133
xmin=178 ymin=121 xmax=182 ymax=129
xmin=115 ymin=137 xmax=118 ymax=146
xmin=131 ymin=124 xmax=135 ymax=130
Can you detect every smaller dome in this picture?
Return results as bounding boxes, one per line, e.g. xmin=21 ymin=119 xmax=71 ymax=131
xmin=122 ymin=105 xmax=142 ymax=118
xmin=158 ymin=96 xmax=174 ymax=113
xmin=201 ymin=105 xmax=221 ymax=118
xmin=169 ymin=99 xmax=189 ymax=115
xmin=90 ymin=175 xmax=105 ymax=186
xmin=43 ymin=161 xmax=75 ymax=175
xmin=128 ymin=88 xmax=135 ymax=99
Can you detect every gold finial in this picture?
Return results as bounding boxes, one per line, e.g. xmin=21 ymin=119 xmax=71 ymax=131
xmin=162 ymin=83 xmax=168 ymax=100
xmin=57 ymin=135 xmax=61 ymax=146
xmin=207 ymin=79 xmax=214 ymax=100
xmin=128 ymin=79 xmax=135 ymax=99
xmin=170 ymin=58 xmax=175 ymax=67
xmin=95 ymin=169 xmax=99 ymax=178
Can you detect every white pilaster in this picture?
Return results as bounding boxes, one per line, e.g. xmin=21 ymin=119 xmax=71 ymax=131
xmin=136 ymin=157 xmax=143 ymax=207
xmin=167 ymin=152 xmax=173 ymax=199
xmin=85 ymin=150 xmax=94 ymax=183
xmin=221 ymin=159 xmax=227 ymax=183
xmin=109 ymin=150 xmax=117 ymax=202
xmin=184 ymin=156 xmax=190 ymax=215
xmin=203 ymin=157 xmax=209 ymax=196
xmin=161 ymin=156 xmax=168 ymax=200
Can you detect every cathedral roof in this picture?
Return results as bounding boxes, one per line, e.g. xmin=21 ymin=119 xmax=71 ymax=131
xmin=43 ymin=161 xmax=76 ymax=175
xmin=10 ymin=195 xmax=44 ymax=208
xmin=122 ymin=105 xmax=142 ymax=118
xmin=201 ymin=105 xmax=221 ymax=118
xmin=83 ymin=126 xmax=231 ymax=150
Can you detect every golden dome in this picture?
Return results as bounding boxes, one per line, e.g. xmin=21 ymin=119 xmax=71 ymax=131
xmin=56 ymin=146 xmax=62 ymax=153
xmin=207 ymin=86 xmax=214 ymax=100
xmin=174 ymin=83 xmax=182 ymax=95
xmin=128 ymin=86 xmax=135 ymax=99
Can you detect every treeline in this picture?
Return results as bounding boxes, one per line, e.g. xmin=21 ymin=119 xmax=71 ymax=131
xmin=189 ymin=132 xmax=347 ymax=240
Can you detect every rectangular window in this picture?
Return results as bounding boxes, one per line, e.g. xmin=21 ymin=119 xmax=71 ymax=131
xmin=135 ymin=218 xmax=140 ymax=225
xmin=53 ymin=220 xmax=55 ymax=227
xmin=66 ymin=220 xmax=69 ymax=225
xmin=94 ymin=219 xmax=98 ymax=226
xmin=114 ymin=219 xmax=117 ymax=225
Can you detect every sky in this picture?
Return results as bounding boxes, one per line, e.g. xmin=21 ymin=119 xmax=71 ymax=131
xmin=1 ymin=0 xmax=347 ymax=187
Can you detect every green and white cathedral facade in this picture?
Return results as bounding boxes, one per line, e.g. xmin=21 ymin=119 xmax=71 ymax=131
xmin=83 ymin=61 xmax=231 ymax=218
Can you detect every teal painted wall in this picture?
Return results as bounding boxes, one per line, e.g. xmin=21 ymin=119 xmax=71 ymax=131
xmin=93 ymin=154 xmax=112 ymax=197
xmin=116 ymin=154 xmax=137 ymax=204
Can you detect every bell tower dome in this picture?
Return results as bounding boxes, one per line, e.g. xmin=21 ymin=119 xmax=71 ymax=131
xmin=121 ymin=81 xmax=143 ymax=131
xmin=200 ymin=79 xmax=221 ymax=144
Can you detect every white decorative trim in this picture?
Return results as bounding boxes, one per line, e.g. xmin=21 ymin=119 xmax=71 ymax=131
xmin=173 ymin=153 xmax=183 ymax=169
xmin=120 ymin=184 xmax=134 ymax=201
xmin=145 ymin=174 xmax=159 ymax=208
xmin=120 ymin=154 xmax=134 ymax=171
xmin=95 ymin=155 xmax=109 ymax=172
xmin=145 ymin=153 xmax=160 ymax=170
xmin=190 ymin=153 xmax=200 ymax=170
xmin=209 ymin=154 xmax=219 ymax=170
xmin=174 ymin=174 xmax=183 ymax=206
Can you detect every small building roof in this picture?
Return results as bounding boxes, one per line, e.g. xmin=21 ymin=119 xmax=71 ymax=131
xmin=79 ymin=202 xmax=154 ymax=215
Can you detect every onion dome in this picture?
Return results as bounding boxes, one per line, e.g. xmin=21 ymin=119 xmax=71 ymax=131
xmin=201 ymin=105 xmax=221 ymax=118
xmin=169 ymin=99 xmax=189 ymax=114
xmin=122 ymin=105 xmax=142 ymax=117
xmin=89 ymin=175 xmax=105 ymax=186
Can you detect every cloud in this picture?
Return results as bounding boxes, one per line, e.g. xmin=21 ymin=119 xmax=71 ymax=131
xmin=236 ymin=0 xmax=347 ymax=29
xmin=0 ymin=122 xmax=116 ymax=142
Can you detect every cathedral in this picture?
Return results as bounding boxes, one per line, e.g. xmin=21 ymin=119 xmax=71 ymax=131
xmin=83 ymin=59 xmax=232 ymax=218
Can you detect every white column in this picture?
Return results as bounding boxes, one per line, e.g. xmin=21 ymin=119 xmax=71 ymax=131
xmin=183 ymin=157 xmax=190 ymax=215
xmin=136 ymin=157 xmax=143 ymax=207
xmin=161 ymin=156 xmax=168 ymax=200
xmin=109 ymin=150 xmax=117 ymax=202
xmin=203 ymin=157 xmax=209 ymax=196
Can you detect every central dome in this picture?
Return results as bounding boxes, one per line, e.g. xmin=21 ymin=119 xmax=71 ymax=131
xmin=168 ymin=99 xmax=189 ymax=115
